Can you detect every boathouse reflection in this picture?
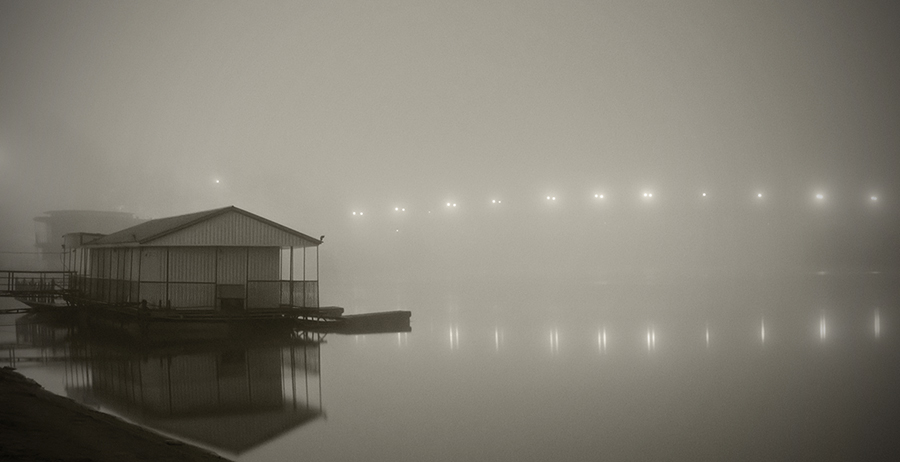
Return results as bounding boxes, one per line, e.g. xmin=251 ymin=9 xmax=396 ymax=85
xmin=63 ymin=333 xmax=324 ymax=455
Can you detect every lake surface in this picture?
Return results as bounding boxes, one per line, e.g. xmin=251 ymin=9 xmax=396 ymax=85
xmin=3 ymin=271 xmax=899 ymax=461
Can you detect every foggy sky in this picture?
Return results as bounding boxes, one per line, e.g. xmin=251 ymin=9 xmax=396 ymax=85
xmin=2 ymin=1 xmax=900 ymax=281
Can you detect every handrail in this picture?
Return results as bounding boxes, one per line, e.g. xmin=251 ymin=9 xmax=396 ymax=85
xmin=0 ymin=270 xmax=76 ymax=294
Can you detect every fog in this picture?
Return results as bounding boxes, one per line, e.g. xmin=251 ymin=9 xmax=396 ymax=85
xmin=2 ymin=1 xmax=900 ymax=289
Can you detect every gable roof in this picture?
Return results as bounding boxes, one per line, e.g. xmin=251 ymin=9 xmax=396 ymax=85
xmin=84 ymin=206 xmax=322 ymax=247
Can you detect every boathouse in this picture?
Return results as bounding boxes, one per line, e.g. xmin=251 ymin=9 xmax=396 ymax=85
xmin=63 ymin=206 xmax=322 ymax=311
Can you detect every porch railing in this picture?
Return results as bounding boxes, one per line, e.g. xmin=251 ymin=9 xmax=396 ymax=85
xmin=67 ymin=276 xmax=318 ymax=310
xmin=0 ymin=271 xmax=75 ymax=297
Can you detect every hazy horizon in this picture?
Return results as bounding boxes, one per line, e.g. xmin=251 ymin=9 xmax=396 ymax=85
xmin=3 ymin=1 xmax=899 ymax=283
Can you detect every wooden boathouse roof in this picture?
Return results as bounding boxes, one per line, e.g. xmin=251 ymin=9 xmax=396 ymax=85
xmin=83 ymin=206 xmax=322 ymax=248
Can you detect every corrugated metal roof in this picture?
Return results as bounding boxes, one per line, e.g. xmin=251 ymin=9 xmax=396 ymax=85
xmin=85 ymin=206 xmax=322 ymax=248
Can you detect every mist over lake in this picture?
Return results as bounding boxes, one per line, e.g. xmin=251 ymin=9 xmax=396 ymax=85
xmin=2 ymin=1 xmax=900 ymax=460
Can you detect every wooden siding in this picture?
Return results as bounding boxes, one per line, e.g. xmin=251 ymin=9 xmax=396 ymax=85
xmin=140 ymin=248 xmax=165 ymax=282
xmin=167 ymin=283 xmax=215 ymax=309
xmin=215 ymin=248 xmax=246 ymax=285
xmin=246 ymin=247 xmax=280 ymax=308
xmin=149 ymin=211 xmax=318 ymax=247
xmin=248 ymin=248 xmax=279 ymax=280
xmin=168 ymin=248 xmax=215 ymax=282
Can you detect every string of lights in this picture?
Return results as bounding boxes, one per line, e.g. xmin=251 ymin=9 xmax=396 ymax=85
xmin=347 ymin=189 xmax=886 ymax=217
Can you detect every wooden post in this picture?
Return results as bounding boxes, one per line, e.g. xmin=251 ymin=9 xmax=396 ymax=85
xmin=302 ymin=247 xmax=307 ymax=308
xmin=214 ymin=247 xmax=219 ymax=310
xmin=128 ymin=248 xmax=133 ymax=303
xmin=210 ymin=247 xmax=219 ymax=309
xmin=289 ymin=246 xmax=294 ymax=308
xmin=136 ymin=248 xmax=142 ymax=305
xmin=107 ymin=249 xmax=113 ymax=304
xmin=116 ymin=249 xmax=121 ymax=303
xmin=85 ymin=249 xmax=90 ymax=297
xmin=288 ymin=246 xmax=294 ymax=308
xmin=315 ymin=246 xmax=319 ymax=308
xmin=165 ymin=247 xmax=170 ymax=307
xmin=245 ymin=247 xmax=250 ymax=308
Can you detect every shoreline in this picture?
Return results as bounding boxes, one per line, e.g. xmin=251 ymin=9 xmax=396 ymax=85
xmin=0 ymin=366 xmax=231 ymax=462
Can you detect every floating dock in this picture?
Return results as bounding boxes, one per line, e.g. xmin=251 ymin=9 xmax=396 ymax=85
xmin=2 ymin=270 xmax=410 ymax=342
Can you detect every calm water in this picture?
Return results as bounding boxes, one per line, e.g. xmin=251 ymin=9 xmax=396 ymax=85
xmin=2 ymin=272 xmax=899 ymax=461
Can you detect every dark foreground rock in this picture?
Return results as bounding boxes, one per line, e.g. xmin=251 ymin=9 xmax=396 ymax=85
xmin=0 ymin=366 xmax=230 ymax=462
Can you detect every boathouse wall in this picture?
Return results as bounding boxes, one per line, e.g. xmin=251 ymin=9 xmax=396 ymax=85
xmin=68 ymin=207 xmax=321 ymax=311
xmin=79 ymin=246 xmax=309 ymax=310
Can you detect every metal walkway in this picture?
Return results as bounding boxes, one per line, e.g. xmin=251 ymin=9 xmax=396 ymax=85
xmin=0 ymin=270 xmax=75 ymax=297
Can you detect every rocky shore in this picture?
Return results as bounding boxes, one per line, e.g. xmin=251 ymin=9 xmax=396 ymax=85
xmin=0 ymin=366 xmax=231 ymax=462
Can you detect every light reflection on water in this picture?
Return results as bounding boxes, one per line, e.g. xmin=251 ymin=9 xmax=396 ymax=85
xmin=405 ymin=310 xmax=884 ymax=357
xmin=761 ymin=317 xmax=766 ymax=344
xmin=875 ymin=308 xmax=881 ymax=338
xmin=3 ymin=273 xmax=900 ymax=461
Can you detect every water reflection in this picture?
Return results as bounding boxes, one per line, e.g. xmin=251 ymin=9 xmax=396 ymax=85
xmin=4 ymin=274 xmax=899 ymax=462
xmin=875 ymin=308 xmax=881 ymax=339
xmin=597 ymin=327 xmax=607 ymax=354
xmin=423 ymin=311 xmax=890 ymax=357
xmin=646 ymin=327 xmax=656 ymax=351
xmin=549 ymin=328 xmax=560 ymax=355
xmin=448 ymin=325 xmax=460 ymax=351
xmin=7 ymin=313 xmax=325 ymax=456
